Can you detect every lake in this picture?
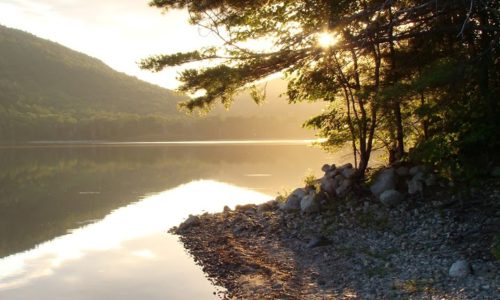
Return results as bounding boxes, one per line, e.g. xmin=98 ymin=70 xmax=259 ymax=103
xmin=0 ymin=141 xmax=351 ymax=299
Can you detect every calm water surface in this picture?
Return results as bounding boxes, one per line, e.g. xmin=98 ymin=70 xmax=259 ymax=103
xmin=0 ymin=141 xmax=350 ymax=299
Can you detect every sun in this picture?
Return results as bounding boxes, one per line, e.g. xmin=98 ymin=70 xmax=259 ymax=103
xmin=317 ymin=32 xmax=338 ymax=48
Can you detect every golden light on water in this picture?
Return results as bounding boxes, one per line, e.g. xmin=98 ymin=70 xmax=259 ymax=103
xmin=317 ymin=32 xmax=338 ymax=48
xmin=0 ymin=180 xmax=271 ymax=291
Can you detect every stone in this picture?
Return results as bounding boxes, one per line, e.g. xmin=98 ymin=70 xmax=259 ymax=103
xmin=379 ymin=189 xmax=404 ymax=207
xmin=306 ymin=236 xmax=332 ymax=248
xmin=336 ymin=179 xmax=352 ymax=197
xmin=449 ymin=260 xmax=472 ymax=278
xmin=409 ymin=165 xmax=427 ymax=176
xmin=300 ymin=192 xmax=320 ymax=214
xmin=342 ymin=167 xmax=357 ymax=179
xmin=395 ymin=166 xmax=409 ymax=177
xmin=280 ymin=196 xmax=301 ymax=211
xmin=324 ymin=170 xmax=336 ymax=178
xmin=370 ymin=168 xmax=396 ymax=197
xmin=279 ymin=188 xmax=307 ymax=211
xmin=321 ymin=164 xmax=331 ymax=172
xmin=235 ymin=203 xmax=256 ymax=211
xmin=363 ymin=201 xmax=370 ymax=213
xmin=339 ymin=163 xmax=353 ymax=170
xmin=257 ymin=200 xmax=277 ymax=213
xmin=408 ymin=172 xmax=425 ymax=195
xmin=320 ymin=177 xmax=337 ymax=196
xmin=178 ymin=214 xmax=200 ymax=231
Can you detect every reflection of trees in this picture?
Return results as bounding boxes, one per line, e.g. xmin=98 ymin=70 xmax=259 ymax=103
xmin=0 ymin=145 xmax=328 ymax=258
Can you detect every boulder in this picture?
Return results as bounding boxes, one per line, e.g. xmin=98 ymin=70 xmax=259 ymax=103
xmin=300 ymin=192 xmax=320 ymax=214
xmin=257 ymin=200 xmax=278 ymax=213
xmin=409 ymin=165 xmax=427 ymax=176
xmin=449 ymin=260 xmax=472 ymax=278
xmin=321 ymin=164 xmax=331 ymax=172
xmin=339 ymin=163 xmax=353 ymax=170
xmin=335 ymin=179 xmax=352 ymax=197
xmin=408 ymin=172 xmax=425 ymax=195
xmin=280 ymin=188 xmax=306 ymax=211
xmin=306 ymin=235 xmax=332 ymax=248
xmin=280 ymin=196 xmax=301 ymax=211
xmin=395 ymin=166 xmax=409 ymax=177
xmin=235 ymin=203 xmax=256 ymax=212
xmin=178 ymin=214 xmax=200 ymax=231
xmin=379 ymin=189 xmax=404 ymax=207
xmin=341 ymin=167 xmax=357 ymax=179
xmin=370 ymin=168 xmax=396 ymax=197
xmin=320 ymin=177 xmax=337 ymax=196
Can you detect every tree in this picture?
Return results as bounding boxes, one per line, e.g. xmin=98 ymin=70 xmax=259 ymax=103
xmin=142 ymin=0 xmax=499 ymax=178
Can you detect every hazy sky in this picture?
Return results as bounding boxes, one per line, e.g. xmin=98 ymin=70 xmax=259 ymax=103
xmin=0 ymin=0 xmax=217 ymax=89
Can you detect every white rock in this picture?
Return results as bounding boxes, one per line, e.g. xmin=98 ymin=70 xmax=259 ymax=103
xmin=370 ymin=168 xmax=396 ymax=197
xmin=449 ymin=260 xmax=472 ymax=278
xmin=379 ymin=189 xmax=404 ymax=207
xmin=300 ymin=192 xmax=320 ymax=214
xmin=280 ymin=188 xmax=306 ymax=211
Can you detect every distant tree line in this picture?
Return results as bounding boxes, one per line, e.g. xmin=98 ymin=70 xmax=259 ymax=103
xmin=0 ymin=104 xmax=312 ymax=141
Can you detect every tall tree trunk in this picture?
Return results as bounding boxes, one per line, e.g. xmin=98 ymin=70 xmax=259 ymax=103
xmin=388 ymin=4 xmax=404 ymax=161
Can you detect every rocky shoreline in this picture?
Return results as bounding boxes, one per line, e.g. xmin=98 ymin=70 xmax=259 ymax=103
xmin=171 ymin=164 xmax=500 ymax=299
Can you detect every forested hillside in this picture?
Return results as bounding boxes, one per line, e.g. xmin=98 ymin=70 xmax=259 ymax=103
xmin=0 ymin=25 xmax=318 ymax=141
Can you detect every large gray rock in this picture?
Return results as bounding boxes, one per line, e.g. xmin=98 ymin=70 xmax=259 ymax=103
xmin=379 ymin=189 xmax=404 ymax=207
xmin=320 ymin=177 xmax=338 ymax=196
xmin=300 ymin=192 xmax=320 ymax=214
xmin=408 ymin=172 xmax=425 ymax=195
xmin=341 ymin=167 xmax=357 ymax=179
xmin=280 ymin=188 xmax=306 ymax=211
xmin=409 ymin=165 xmax=427 ymax=176
xmin=336 ymin=179 xmax=352 ymax=197
xmin=339 ymin=163 xmax=353 ymax=170
xmin=449 ymin=260 xmax=472 ymax=278
xmin=257 ymin=200 xmax=278 ymax=213
xmin=395 ymin=166 xmax=409 ymax=177
xmin=370 ymin=168 xmax=396 ymax=197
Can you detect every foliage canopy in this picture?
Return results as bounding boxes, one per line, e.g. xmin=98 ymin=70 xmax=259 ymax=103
xmin=142 ymin=0 xmax=499 ymax=178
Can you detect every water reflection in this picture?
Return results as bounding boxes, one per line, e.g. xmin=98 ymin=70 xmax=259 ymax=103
xmin=0 ymin=143 xmax=355 ymax=299
xmin=0 ymin=180 xmax=270 ymax=299
xmin=0 ymin=144 xmax=337 ymax=258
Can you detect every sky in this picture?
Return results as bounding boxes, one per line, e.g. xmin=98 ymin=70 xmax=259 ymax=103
xmin=0 ymin=0 xmax=218 ymax=89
